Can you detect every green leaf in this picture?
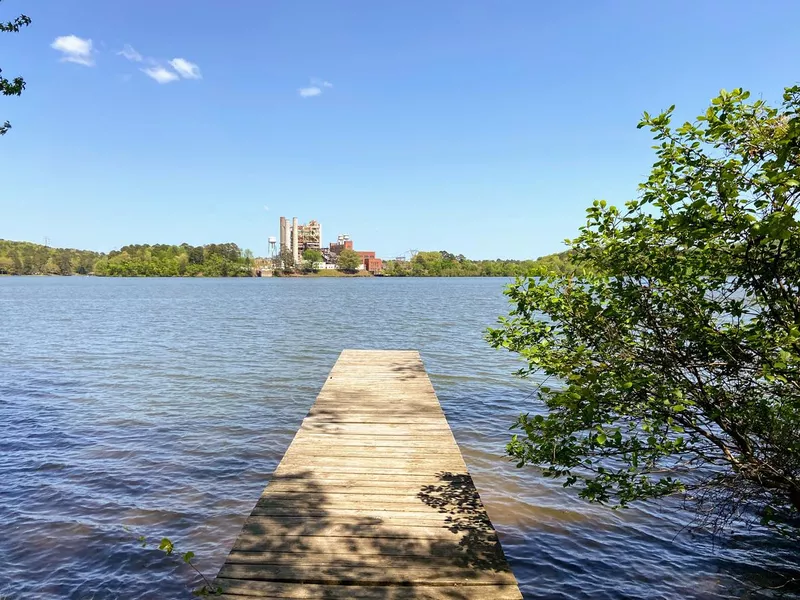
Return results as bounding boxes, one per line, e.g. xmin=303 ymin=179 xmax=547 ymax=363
xmin=182 ymin=551 xmax=195 ymax=564
xmin=159 ymin=538 xmax=174 ymax=555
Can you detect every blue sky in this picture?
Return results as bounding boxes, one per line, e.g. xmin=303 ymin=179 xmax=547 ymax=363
xmin=1 ymin=0 xmax=799 ymax=259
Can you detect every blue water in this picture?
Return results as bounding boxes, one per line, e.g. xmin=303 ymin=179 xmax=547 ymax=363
xmin=0 ymin=277 xmax=797 ymax=599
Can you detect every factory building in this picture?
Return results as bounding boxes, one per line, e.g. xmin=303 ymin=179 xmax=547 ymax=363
xmin=357 ymin=251 xmax=383 ymax=273
xmin=278 ymin=217 xmax=322 ymax=265
xmin=328 ymin=234 xmax=353 ymax=256
xmin=278 ymin=216 xmax=292 ymax=262
xmin=364 ymin=257 xmax=383 ymax=273
xmin=297 ymin=220 xmax=322 ymax=252
xmin=276 ymin=221 xmax=383 ymax=273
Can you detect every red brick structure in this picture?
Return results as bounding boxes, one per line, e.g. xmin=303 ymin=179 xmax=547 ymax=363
xmin=364 ymin=257 xmax=383 ymax=273
xmin=329 ymin=240 xmax=354 ymax=255
xmin=354 ymin=251 xmax=382 ymax=272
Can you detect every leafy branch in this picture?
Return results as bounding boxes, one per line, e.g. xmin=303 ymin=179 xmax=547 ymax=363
xmin=132 ymin=532 xmax=222 ymax=597
xmin=489 ymin=85 xmax=800 ymax=539
xmin=0 ymin=0 xmax=31 ymax=135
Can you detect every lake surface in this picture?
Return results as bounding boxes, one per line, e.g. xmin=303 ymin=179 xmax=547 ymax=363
xmin=1 ymin=277 xmax=797 ymax=599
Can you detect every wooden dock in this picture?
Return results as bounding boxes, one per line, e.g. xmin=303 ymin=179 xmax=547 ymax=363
xmin=215 ymin=349 xmax=522 ymax=599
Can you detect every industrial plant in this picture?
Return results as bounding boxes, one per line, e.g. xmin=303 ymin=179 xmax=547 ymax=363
xmin=271 ymin=217 xmax=383 ymax=273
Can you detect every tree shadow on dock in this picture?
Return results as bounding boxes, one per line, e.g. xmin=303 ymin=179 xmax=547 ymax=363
xmin=416 ymin=471 xmax=510 ymax=573
xmin=214 ymin=469 xmax=520 ymax=599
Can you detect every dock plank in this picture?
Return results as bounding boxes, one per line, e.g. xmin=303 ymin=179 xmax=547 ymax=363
xmin=215 ymin=350 xmax=522 ymax=599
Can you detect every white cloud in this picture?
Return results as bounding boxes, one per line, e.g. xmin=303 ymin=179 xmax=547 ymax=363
xmin=51 ymin=35 xmax=95 ymax=66
xmin=118 ymin=44 xmax=143 ymax=62
xmin=114 ymin=46 xmax=202 ymax=85
xmin=298 ymin=86 xmax=322 ymax=98
xmin=141 ymin=66 xmax=179 ymax=84
xmin=169 ymin=58 xmax=202 ymax=79
xmin=299 ymin=78 xmax=333 ymax=98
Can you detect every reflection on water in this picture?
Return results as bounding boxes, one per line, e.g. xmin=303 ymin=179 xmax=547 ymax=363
xmin=0 ymin=277 xmax=797 ymax=599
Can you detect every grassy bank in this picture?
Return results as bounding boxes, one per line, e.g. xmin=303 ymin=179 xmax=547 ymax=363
xmin=273 ymin=269 xmax=373 ymax=278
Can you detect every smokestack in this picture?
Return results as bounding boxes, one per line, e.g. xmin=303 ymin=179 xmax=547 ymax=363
xmin=279 ymin=216 xmax=286 ymax=252
xmin=292 ymin=217 xmax=299 ymax=264
xmin=283 ymin=219 xmax=291 ymax=256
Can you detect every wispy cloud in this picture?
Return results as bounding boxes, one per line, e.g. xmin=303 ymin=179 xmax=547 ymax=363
xmin=141 ymin=66 xmax=179 ymax=84
xmin=117 ymin=46 xmax=202 ymax=84
xmin=118 ymin=44 xmax=143 ymax=62
xmin=298 ymin=78 xmax=333 ymax=98
xmin=51 ymin=35 xmax=95 ymax=66
xmin=299 ymin=86 xmax=322 ymax=97
xmin=169 ymin=58 xmax=202 ymax=80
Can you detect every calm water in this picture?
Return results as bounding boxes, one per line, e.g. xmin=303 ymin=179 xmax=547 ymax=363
xmin=0 ymin=277 xmax=797 ymax=599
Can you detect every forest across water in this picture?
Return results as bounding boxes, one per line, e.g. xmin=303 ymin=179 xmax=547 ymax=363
xmin=0 ymin=239 xmax=580 ymax=278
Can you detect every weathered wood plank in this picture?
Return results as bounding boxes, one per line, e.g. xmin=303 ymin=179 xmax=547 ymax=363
xmin=217 ymin=582 xmax=523 ymax=599
xmin=249 ymin=508 xmax=479 ymax=520
xmin=287 ymin=438 xmax=457 ymax=448
xmin=223 ymin=551 xmax=510 ymax=570
xmin=262 ymin=482 xmax=474 ymax=495
xmin=273 ymin=466 xmax=469 ymax=477
xmin=276 ymin=457 xmax=467 ymax=470
xmin=217 ymin=563 xmax=518 ymax=586
xmin=236 ymin=517 xmax=497 ymax=538
xmin=231 ymin=532 xmax=499 ymax=554
xmin=280 ymin=448 xmax=465 ymax=459
xmin=215 ymin=350 xmax=521 ymax=599
xmin=256 ymin=491 xmax=481 ymax=505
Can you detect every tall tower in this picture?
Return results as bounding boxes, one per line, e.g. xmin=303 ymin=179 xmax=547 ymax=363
xmin=279 ymin=216 xmax=287 ymax=253
xmin=282 ymin=218 xmax=291 ymax=255
xmin=292 ymin=217 xmax=300 ymax=264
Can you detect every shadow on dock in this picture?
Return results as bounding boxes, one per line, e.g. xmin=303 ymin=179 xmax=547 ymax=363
xmin=213 ymin=350 xmax=521 ymax=599
xmin=216 ymin=470 xmax=519 ymax=599
xmin=417 ymin=472 xmax=509 ymax=572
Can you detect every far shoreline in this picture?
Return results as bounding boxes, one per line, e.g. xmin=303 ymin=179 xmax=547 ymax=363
xmin=0 ymin=272 xmax=520 ymax=279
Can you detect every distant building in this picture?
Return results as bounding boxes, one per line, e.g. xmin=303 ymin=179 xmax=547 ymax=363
xmin=328 ymin=234 xmax=353 ymax=257
xmin=279 ymin=216 xmax=290 ymax=256
xmin=278 ymin=216 xmax=322 ymax=265
xmin=297 ymin=220 xmax=322 ymax=252
xmin=318 ymin=233 xmax=382 ymax=273
xmin=364 ymin=257 xmax=383 ymax=273
xmin=356 ymin=251 xmax=382 ymax=273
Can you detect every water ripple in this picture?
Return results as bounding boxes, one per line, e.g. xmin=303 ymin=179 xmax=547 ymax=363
xmin=0 ymin=277 xmax=797 ymax=599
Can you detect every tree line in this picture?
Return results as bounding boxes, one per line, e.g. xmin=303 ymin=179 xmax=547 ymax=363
xmin=0 ymin=240 xmax=584 ymax=278
xmin=0 ymin=240 xmax=254 ymax=277
xmin=0 ymin=239 xmax=99 ymax=275
xmin=382 ymin=250 xmax=582 ymax=277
